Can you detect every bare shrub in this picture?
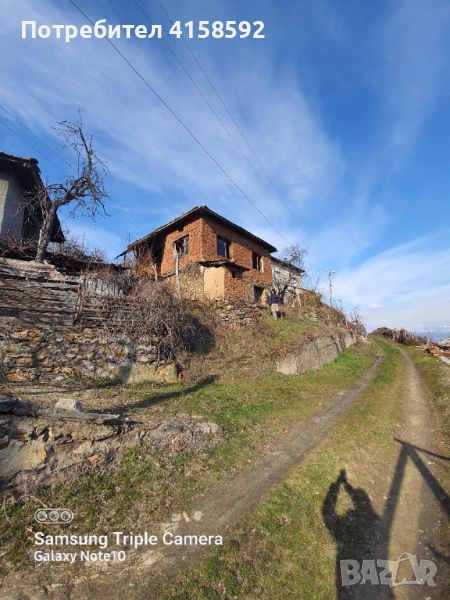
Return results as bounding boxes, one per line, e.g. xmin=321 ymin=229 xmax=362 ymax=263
xmin=96 ymin=282 xmax=203 ymax=362
xmin=55 ymin=232 xmax=107 ymax=263
xmin=346 ymin=306 xmax=366 ymax=336
xmin=372 ymin=327 xmax=426 ymax=346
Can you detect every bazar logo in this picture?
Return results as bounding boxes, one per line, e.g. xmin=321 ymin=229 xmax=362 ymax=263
xmin=34 ymin=508 xmax=74 ymax=524
xmin=341 ymin=553 xmax=437 ymax=588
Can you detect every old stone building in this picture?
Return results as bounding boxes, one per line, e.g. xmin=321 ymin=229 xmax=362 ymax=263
xmin=0 ymin=152 xmax=64 ymax=244
xmin=271 ymin=256 xmax=304 ymax=305
xmin=126 ymin=206 xmax=277 ymax=302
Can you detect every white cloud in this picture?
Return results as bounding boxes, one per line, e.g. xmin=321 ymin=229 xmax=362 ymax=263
xmin=64 ymin=221 xmax=126 ymax=260
xmin=373 ymin=0 xmax=450 ymax=163
xmin=334 ymin=233 xmax=450 ymax=331
xmin=0 ymin=0 xmax=343 ymax=250
xmin=1 ymin=0 xmax=448 ymax=335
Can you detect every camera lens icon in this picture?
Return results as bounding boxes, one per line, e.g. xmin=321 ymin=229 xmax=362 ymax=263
xmin=34 ymin=508 xmax=73 ymax=524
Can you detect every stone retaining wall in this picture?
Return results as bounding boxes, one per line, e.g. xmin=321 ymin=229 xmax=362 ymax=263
xmin=276 ymin=330 xmax=358 ymax=375
xmin=210 ymin=299 xmax=264 ymax=325
xmin=0 ymin=322 xmax=176 ymax=384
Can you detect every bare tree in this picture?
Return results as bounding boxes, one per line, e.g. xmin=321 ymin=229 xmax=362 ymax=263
xmin=347 ymin=306 xmax=366 ymax=336
xmin=273 ymin=243 xmax=308 ymax=304
xmin=23 ymin=112 xmax=109 ymax=262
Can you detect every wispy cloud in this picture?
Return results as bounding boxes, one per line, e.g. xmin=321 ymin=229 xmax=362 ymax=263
xmin=334 ymin=232 xmax=450 ymax=331
xmin=0 ymin=0 xmax=343 ymax=252
xmin=65 ymin=221 xmax=125 ymax=260
xmin=373 ymin=0 xmax=450 ymax=164
xmin=1 ymin=0 xmax=449 ymax=333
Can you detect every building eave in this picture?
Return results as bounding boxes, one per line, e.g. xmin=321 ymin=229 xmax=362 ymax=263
xmin=0 ymin=151 xmax=65 ymax=243
xmin=126 ymin=205 xmax=278 ymax=254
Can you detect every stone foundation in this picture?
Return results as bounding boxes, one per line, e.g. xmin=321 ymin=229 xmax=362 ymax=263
xmin=0 ymin=321 xmax=176 ymax=384
xmin=210 ymin=299 xmax=264 ymax=325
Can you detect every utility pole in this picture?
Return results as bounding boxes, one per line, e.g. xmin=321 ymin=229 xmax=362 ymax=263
xmin=328 ymin=269 xmax=335 ymax=306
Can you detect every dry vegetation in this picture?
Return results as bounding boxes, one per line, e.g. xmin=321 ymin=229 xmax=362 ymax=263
xmin=96 ymin=281 xmax=211 ymax=362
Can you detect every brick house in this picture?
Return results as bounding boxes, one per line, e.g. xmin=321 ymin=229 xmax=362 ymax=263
xmin=126 ymin=205 xmax=277 ymax=303
xmin=0 ymin=152 xmax=64 ymax=244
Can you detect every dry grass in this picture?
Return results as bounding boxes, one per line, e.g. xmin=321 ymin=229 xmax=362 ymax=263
xmin=161 ymin=338 xmax=405 ymax=599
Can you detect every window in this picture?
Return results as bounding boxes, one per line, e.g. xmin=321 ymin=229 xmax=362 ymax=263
xmin=252 ymin=252 xmax=263 ymax=271
xmin=253 ymin=286 xmax=264 ymax=303
xmin=217 ymin=236 xmax=230 ymax=258
xmin=174 ymin=234 xmax=189 ymax=256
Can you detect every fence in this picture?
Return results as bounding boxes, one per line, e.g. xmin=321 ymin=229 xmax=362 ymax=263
xmin=0 ymin=257 xmax=117 ymax=327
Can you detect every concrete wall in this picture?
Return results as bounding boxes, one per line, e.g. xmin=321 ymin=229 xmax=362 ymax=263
xmin=0 ymin=172 xmax=25 ymax=240
xmin=204 ymin=265 xmax=225 ymax=299
xmin=271 ymin=260 xmax=302 ymax=304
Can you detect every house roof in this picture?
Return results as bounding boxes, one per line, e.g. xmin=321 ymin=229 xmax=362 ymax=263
xmin=127 ymin=205 xmax=277 ymax=253
xmin=271 ymin=256 xmax=305 ymax=274
xmin=0 ymin=152 xmax=65 ymax=243
xmin=0 ymin=152 xmax=47 ymax=195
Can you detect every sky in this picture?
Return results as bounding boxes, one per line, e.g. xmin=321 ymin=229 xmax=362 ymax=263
xmin=0 ymin=0 xmax=449 ymax=336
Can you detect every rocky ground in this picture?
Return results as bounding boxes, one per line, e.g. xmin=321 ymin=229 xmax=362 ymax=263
xmin=0 ymin=395 xmax=221 ymax=499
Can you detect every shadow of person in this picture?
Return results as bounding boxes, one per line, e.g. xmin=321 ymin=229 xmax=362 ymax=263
xmin=322 ymin=470 xmax=393 ymax=599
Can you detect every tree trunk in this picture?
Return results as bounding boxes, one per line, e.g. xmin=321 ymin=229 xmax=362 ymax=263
xmin=35 ymin=205 xmax=56 ymax=262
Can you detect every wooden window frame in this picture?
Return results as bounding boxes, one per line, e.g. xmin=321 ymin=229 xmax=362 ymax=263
xmin=216 ymin=235 xmax=231 ymax=259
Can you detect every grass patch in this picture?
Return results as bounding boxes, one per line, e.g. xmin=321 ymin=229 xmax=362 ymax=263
xmin=0 ymin=343 xmax=377 ymax=574
xmin=162 ymin=338 xmax=405 ymax=599
xmin=404 ymin=346 xmax=450 ymax=438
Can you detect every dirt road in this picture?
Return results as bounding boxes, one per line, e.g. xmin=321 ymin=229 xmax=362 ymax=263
xmin=1 ymin=354 xmax=383 ymax=599
xmin=3 ymin=345 xmax=448 ymax=599
xmin=381 ymin=348 xmax=449 ymax=600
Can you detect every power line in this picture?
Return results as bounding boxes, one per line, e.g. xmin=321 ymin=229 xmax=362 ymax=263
xmin=0 ymin=117 xmax=65 ymax=172
xmin=66 ymin=0 xmax=288 ymax=245
xmin=0 ymin=103 xmax=72 ymax=170
xmin=134 ymin=0 xmax=295 ymax=226
xmin=152 ymin=0 xmax=301 ymax=238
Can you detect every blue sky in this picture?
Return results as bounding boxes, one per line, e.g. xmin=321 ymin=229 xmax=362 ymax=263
xmin=1 ymin=0 xmax=449 ymax=335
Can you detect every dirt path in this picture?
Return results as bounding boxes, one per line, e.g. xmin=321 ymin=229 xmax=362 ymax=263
xmin=65 ymin=356 xmax=385 ymax=600
xmin=2 ymin=354 xmax=384 ymax=600
xmin=382 ymin=348 xmax=449 ymax=600
xmin=4 ymin=346 xmax=447 ymax=600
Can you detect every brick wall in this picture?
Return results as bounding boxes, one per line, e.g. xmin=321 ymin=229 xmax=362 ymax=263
xmin=158 ymin=216 xmax=204 ymax=276
xmin=201 ymin=216 xmax=273 ymax=287
xmin=136 ymin=213 xmax=274 ymax=302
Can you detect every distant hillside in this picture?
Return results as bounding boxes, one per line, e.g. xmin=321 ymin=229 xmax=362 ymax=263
xmin=416 ymin=330 xmax=450 ymax=342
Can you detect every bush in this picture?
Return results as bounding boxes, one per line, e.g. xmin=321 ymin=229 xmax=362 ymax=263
xmin=96 ymin=282 xmax=204 ymax=362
